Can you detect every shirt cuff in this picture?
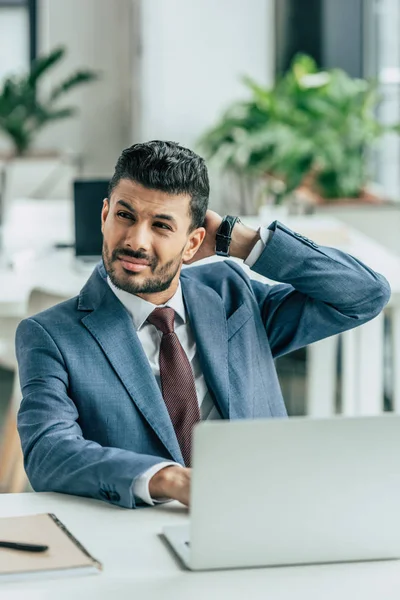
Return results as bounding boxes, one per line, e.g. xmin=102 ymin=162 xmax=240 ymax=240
xmin=244 ymin=226 xmax=273 ymax=267
xmin=133 ymin=461 xmax=183 ymax=506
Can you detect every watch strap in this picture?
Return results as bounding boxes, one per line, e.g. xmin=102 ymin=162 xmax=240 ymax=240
xmin=215 ymin=215 xmax=240 ymax=257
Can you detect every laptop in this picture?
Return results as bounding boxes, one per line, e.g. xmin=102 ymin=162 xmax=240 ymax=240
xmin=73 ymin=179 xmax=109 ymax=270
xmin=163 ymin=415 xmax=400 ymax=570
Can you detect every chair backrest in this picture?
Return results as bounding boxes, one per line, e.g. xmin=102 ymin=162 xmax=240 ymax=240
xmin=26 ymin=288 xmax=70 ymax=317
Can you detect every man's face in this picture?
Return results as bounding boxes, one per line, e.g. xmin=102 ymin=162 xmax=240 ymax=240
xmin=101 ymin=179 xmax=204 ymax=300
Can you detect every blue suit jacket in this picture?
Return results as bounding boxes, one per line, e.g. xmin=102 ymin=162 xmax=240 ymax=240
xmin=16 ymin=221 xmax=390 ymax=508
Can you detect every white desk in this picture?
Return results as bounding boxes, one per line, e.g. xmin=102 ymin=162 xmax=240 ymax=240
xmin=1 ymin=199 xmax=400 ymax=416
xmin=1 ymin=492 xmax=400 ymax=600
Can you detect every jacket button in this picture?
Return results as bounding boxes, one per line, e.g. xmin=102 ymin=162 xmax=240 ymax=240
xmin=100 ymin=489 xmax=120 ymax=502
xmin=109 ymin=491 xmax=120 ymax=502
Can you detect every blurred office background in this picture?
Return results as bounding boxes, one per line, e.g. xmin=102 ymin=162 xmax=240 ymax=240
xmin=0 ymin=0 xmax=400 ymax=491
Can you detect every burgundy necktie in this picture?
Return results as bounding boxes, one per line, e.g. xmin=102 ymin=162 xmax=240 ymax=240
xmin=147 ymin=307 xmax=200 ymax=466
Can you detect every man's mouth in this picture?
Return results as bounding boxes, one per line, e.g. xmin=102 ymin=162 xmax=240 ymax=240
xmin=117 ymin=256 xmax=150 ymax=273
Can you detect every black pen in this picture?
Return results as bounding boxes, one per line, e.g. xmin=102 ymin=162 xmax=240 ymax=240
xmin=0 ymin=541 xmax=49 ymax=553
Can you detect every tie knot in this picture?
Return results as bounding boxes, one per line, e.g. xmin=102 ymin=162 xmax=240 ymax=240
xmin=147 ymin=307 xmax=175 ymax=334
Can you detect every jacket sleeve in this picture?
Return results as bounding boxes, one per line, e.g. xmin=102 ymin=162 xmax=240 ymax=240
xmin=234 ymin=221 xmax=391 ymax=358
xmin=15 ymin=317 xmax=172 ymax=509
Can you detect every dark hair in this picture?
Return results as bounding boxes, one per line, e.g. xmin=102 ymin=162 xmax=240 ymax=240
xmin=108 ymin=140 xmax=209 ymax=231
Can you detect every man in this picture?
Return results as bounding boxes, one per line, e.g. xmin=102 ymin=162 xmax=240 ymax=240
xmin=16 ymin=141 xmax=390 ymax=509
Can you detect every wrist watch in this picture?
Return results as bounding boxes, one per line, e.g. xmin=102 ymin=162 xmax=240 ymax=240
xmin=215 ymin=215 xmax=240 ymax=257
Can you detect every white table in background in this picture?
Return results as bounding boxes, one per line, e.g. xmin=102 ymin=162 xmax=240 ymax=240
xmin=1 ymin=199 xmax=400 ymax=417
xmin=1 ymin=492 xmax=400 ymax=600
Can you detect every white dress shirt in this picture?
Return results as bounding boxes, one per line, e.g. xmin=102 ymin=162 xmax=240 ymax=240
xmin=107 ymin=226 xmax=271 ymax=505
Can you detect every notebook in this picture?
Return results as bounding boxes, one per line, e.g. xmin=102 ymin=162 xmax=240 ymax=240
xmin=0 ymin=513 xmax=102 ymax=582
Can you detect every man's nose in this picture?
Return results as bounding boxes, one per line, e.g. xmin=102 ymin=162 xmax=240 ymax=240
xmin=126 ymin=222 xmax=151 ymax=252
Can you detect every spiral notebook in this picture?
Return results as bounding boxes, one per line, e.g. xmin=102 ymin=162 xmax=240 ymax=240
xmin=0 ymin=513 xmax=102 ymax=582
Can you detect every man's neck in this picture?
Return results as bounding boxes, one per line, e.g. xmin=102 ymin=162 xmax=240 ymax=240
xmin=136 ymin=279 xmax=180 ymax=306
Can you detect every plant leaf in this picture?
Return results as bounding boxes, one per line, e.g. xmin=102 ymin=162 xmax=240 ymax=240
xmin=198 ymin=53 xmax=400 ymax=200
xmin=28 ymin=46 xmax=66 ymax=87
xmin=45 ymin=107 xmax=76 ymax=120
xmin=50 ymin=71 xmax=100 ymax=102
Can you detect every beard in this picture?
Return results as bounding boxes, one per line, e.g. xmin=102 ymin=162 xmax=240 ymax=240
xmin=102 ymin=240 xmax=185 ymax=296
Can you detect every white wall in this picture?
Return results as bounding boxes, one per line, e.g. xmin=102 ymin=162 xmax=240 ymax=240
xmin=374 ymin=0 xmax=400 ymax=200
xmin=0 ymin=6 xmax=29 ymax=153
xmin=138 ymin=0 xmax=274 ymax=147
xmin=0 ymin=6 xmax=29 ymax=83
xmin=36 ymin=0 xmax=133 ymax=177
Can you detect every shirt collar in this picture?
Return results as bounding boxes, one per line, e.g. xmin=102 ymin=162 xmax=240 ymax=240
xmin=107 ymin=276 xmax=186 ymax=331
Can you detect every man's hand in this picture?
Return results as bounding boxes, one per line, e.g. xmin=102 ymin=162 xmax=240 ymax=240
xmin=184 ymin=210 xmax=260 ymax=265
xmin=149 ymin=466 xmax=191 ymax=506
xmin=184 ymin=210 xmax=222 ymax=265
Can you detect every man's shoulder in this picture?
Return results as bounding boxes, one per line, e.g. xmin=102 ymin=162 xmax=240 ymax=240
xmin=22 ymin=295 xmax=80 ymax=331
xmin=180 ymin=259 xmax=255 ymax=309
xmin=24 ymin=262 xmax=106 ymax=328
xmin=15 ymin=295 xmax=83 ymax=352
xmin=181 ymin=258 xmax=250 ymax=285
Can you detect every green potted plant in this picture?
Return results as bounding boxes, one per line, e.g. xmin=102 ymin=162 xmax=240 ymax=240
xmin=0 ymin=46 xmax=99 ymax=157
xmin=199 ymin=54 xmax=398 ymax=213
xmin=0 ymin=46 xmax=99 ymax=215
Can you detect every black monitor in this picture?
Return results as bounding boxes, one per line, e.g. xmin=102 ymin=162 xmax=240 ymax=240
xmin=73 ymin=179 xmax=109 ymax=259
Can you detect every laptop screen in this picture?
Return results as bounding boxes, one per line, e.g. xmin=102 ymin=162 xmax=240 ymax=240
xmin=73 ymin=180 xmax=109 ymax=258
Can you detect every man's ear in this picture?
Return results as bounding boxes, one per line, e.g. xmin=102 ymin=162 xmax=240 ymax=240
xmin=101 ymin=198 xmax=109 ymax=234
xmin=183 ymin=227 xmax=206 ymax=262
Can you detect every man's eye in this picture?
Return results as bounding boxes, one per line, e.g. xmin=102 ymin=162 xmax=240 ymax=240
xmin=154 ymin=222 xmax=172 ymax=231
xmin=117 ymin=211 xmax=133 ymax=220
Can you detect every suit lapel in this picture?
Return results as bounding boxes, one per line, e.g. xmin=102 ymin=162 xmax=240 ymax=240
xmin=79 ymin=266 xmax=183 ymax=463
xmin=181 ymin=272 xmax=230 ymax=418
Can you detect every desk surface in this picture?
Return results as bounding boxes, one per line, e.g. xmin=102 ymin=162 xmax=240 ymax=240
xmin=1 ymin=492 xmax=400 ymax=600
xmin=1 ymin=199 xmax=400 ymax=318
